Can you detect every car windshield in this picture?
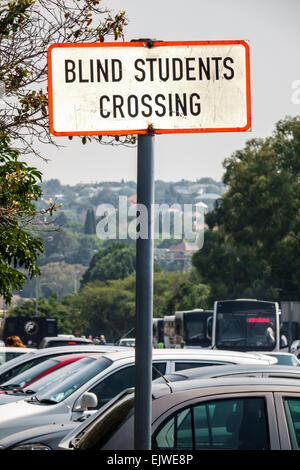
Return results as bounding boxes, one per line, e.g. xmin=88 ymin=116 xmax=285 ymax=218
xmin=75 ymin=393 xmax=135 ymax=450
xmin=20 ymin=356 xmax=98 ymax=395
xmin=0 ymin=359 xmax=59 ymax=389
xmin=34 ymin=357 xmax=112 ymax=404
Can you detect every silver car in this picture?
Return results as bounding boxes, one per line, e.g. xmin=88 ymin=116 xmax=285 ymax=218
xmin=59 ymin=376 xmax=300 ymax=450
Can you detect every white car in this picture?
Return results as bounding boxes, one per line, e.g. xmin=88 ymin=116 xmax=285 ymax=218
xmin=0 ymin=344 xmax=131 ymax=386
xmin=264 ymin=351 xmax=300 ymax=367
xmin=0 ymin=348 xmax=277 ymax=440
xmin=0 ymin=347 xmax=36 ymax=367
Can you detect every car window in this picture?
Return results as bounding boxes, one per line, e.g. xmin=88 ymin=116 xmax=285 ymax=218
xmin=76 ymin=394 xmax=135 ymax=450
xmin=89 ymin=366 xmax=135 ymax=409
xmin=1 ymin=359 xmax=59 ymax=388
xmin=152 ymin=362 xmax=166 ymax=379
xmin=0 ymin=356 xmax=50 ymax=384
xmin=174 ymin=361 xmax=225 ymax=372
xmin=153 ymin=397 xmax=269 ymax=450
xmin=36 ymin=357 xmax=112 ymax=404
xmin=23 ymin=357 xmax=97 ymax=394
xmin=283 ymin=398 xmax=300 ymax=449
xmin=89 ymin=363 xmax=167 ymax=409
xmin=0 ymin=351 xmax=27 ymax=365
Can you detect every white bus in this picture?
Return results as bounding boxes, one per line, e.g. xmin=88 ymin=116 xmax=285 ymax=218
xmin=175 ymin=309 xmax=213 ymax=348
xmin=152 ymin=318 xmax=164 ymax=348
xmin=163 ymin=315 xmax=176 ymax=348
xmin=212 ymin=299 xmax=282 ymax=352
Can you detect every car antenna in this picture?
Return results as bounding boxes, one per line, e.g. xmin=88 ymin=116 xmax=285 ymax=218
xmin=152 ymin=364 xmax=174 ymax=393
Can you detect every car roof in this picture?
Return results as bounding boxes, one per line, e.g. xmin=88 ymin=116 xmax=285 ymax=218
xmin=99 ymin=348 xmax=277 ymax=364
xmin=0 ymin=345 xmax=132 ymax=373
xmin=0 ymin=347 xmax=36 ymax=353
xmin=151 ymin=375 xmax=300 ymax=400
xmin=47 ymin=352 xmax=102 ymax=363
xmin=154 ymin=363 xmax=300 ymax=383
xmin=40 ymin=336 xmax=92 ymax=341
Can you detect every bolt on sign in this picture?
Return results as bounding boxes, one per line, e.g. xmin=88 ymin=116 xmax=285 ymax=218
xmin=47 ymin=40 xmax=251 ymax=136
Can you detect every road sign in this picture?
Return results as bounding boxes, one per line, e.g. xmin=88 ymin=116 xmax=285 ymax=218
xmin=47 ymin=40 xmax=251 ymax=136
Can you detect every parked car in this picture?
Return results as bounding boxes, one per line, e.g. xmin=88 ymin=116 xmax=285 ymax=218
xmin=38 ymin=336 xmax=94 ymax=348
xmin=0 ymin=344 xmax=130 ymax=386
xmin=0 ymin=422 xmax=77 ymax=451
xmin=59 ymin=376 xmax=300 ymax=450
xmin=0 ymin=349 xmax=277 ymax=440
xmin=1 ymin=362 xmax=299 ymax=451
xmin=117 ymin=338 xmax=136 ymax=347
xmin=0 ymin=346 xmax=36 ymax=366
xmin=0 ymin=353 xmax=100 ymax=396
xmin=0 ymin=353 xmax=103 ymax=406
xmin=153 ymin=363 xmax=300 ymax=385
xmin=264 ymin=352 xmax=300 ymax=366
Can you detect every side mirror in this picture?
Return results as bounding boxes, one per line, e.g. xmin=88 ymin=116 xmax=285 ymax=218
xmin=76 ymin=392 xmax=98 ymax=411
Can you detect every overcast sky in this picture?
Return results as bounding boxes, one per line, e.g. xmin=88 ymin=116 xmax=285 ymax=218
xmin=32 ymin=0 xmax=300 ymax=185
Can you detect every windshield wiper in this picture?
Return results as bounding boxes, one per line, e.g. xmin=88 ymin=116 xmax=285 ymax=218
xmin=6 ymin=389 xmax=25 ymax=395
xmin=26 ymin=395 xmax=40 ymax=403
xmin=38 ymin=398 xmax=58 ymax=405
xmin=0 ymin=384 xmax=21 ymax=390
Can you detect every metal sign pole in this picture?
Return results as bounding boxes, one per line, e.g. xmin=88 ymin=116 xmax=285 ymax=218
xmin=134 ymin=133 xmax=154 ymax=450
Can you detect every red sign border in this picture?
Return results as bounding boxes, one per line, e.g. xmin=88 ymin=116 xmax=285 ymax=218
xmin=47 ymin=40 xmax=251 ymax=136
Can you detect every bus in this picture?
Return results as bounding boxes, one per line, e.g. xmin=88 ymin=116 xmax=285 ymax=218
xmin=280 ymin=301 xmax=300 ymax=345
xmin=1 ymin=316 xmax=58 ymax=348
xmin=175 ymin=309 xmax=213 ymax=348
xmin=152 ymin=318 xmax=164 ymax=348
xmin=163 ymin=315 xmax=176 ymax=348
xmin=212 ymin=299 xmax=282 ymax=352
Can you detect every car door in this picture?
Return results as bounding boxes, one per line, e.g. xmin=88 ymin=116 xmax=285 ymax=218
xmin=274 ymin=392 xmax=300 ymax=450
xmin=152 ymin=391 xmax=280 ymax=450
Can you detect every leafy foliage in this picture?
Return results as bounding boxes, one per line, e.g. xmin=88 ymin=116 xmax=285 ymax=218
xmin=0 ymin=0 xmax=134 ymax=156
xmin=8 ymin=293 xmax=87 ymax=334
xmin=193 ymin=116 xmax=300 ymax=301
xmin=81 ymin=242 xmax=136 ymax=286
xmin=0 ymin=135 xmax=45 ymax=303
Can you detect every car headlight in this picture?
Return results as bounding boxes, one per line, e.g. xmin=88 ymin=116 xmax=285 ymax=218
xmin=12 ymin=443 xmax=52 ymax=450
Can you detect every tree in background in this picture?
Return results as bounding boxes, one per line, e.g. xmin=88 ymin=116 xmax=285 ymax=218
xmin=0 ymin=0 xmax=133 ymax=156
xmin=0 ymin=136 xmax=50 ymax=303
xmin=84 ymin=209 xmax=96 ymax=235
xmin=18 ymin=261 xmax=87 ymax=298
xmin=81 ymin=242 xmax=136 ymax=286
xmin=8 ymin=293 xmax=87 ymax=334
xmin=193 ymin=116 xmax=300 ymax=301
xmin=0 ymin=0 xmax=131 ymax=303
xmin=77 ymin=278 xmax=136 ymax=340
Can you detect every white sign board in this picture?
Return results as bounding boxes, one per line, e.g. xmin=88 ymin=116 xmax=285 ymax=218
xmin=48 ymin=40 xmax=251 ymax=136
